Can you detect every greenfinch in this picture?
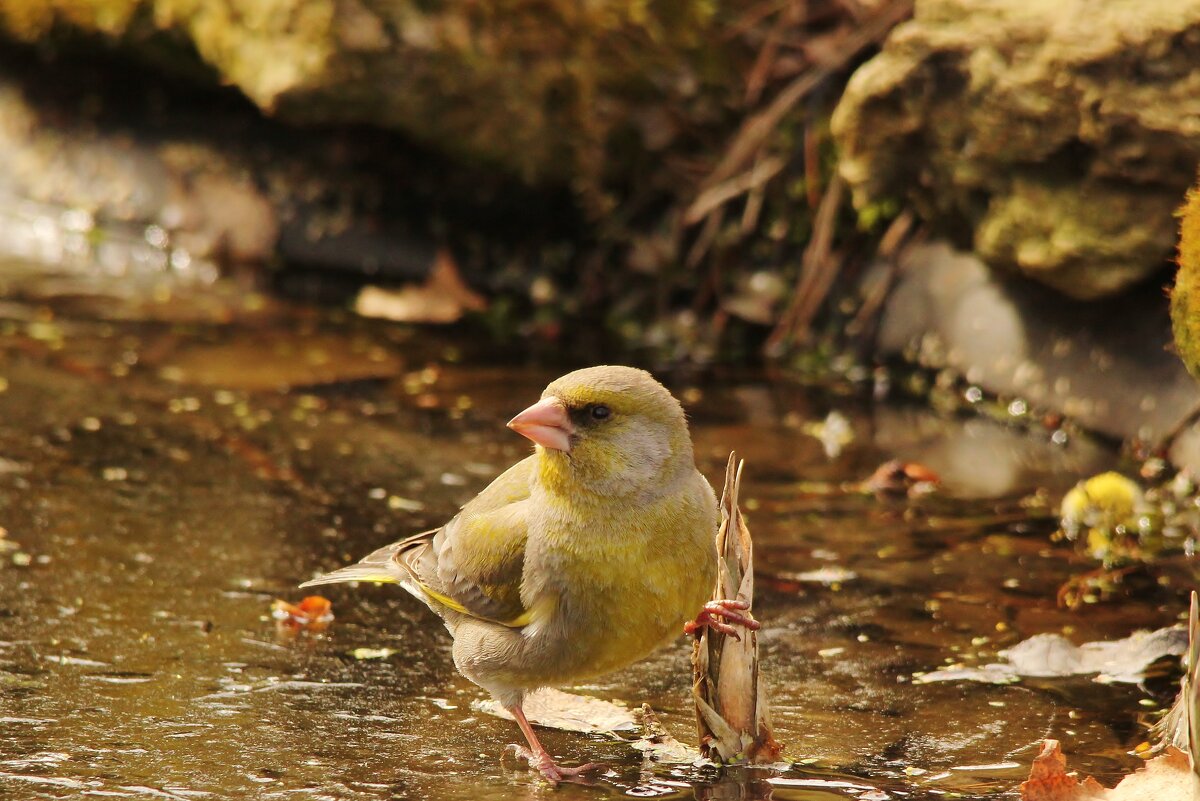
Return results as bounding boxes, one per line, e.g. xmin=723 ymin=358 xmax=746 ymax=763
xmin=302 ymin=365 xmax=757 ymax=781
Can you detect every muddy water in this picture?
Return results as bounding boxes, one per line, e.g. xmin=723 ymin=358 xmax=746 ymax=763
xmin=0 ymin=277 xmax=1191 ymax=800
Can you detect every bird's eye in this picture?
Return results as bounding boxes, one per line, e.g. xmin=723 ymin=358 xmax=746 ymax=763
xmin=590 ymin=404 xmax=611 ymax=421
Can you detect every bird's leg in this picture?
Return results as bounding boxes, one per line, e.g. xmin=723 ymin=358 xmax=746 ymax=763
xmin=505 ymin=703 xmax=600 ymax=784
xmin=684 ymin=599 xmax=760 ymax=641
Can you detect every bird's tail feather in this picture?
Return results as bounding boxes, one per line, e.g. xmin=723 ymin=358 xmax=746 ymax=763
xmin=299 ymin=542 xmax=407 ymax=588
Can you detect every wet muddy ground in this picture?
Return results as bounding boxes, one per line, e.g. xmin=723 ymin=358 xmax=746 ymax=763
xmin=0 ymin=266 xmax=1193 ymax=800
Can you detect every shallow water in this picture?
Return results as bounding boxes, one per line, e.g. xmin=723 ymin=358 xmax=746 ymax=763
xmin=0 ymin=274 xmax=1192 ymax=800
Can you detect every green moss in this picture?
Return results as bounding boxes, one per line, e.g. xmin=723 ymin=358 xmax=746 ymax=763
xmin=1171 ymin=180 xmax=1200 ymax=380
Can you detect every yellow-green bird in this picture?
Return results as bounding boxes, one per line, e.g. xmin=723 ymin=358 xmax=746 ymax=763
xmin=301 ymin=365 xmax=755 ymax=782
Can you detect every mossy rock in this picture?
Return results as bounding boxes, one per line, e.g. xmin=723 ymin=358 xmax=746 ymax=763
xmin=0 ymin=0 xmax=744 ymax=197
xmin=832 ymin=0 xmax=1200 ymax=300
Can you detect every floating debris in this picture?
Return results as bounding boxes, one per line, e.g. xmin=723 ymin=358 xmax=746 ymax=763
xmin=1019 ymin=739 xmax=1196 ymax=801
xmin=348 ymin=647 xmax=397 ymax=660
xmin=916 ymin=625 xmax=1186 ymax=686
xmin=271 ymin=596 xmax=334 ymax=634
xmin=354 ymin=249 xmax=486 ymax=324
xmin=475 ymin=688 xmax=637 ymax=735
xmin=863 ymin=459 xmax=940 ymax=497
xmin=802 ymin=411 xmax=854 ymax=459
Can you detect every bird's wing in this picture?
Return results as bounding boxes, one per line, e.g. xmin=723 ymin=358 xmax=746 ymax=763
xmin=300 ymin=456 xmax=536 ymax=628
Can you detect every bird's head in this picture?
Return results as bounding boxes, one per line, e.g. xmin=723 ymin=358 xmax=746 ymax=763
xmin=508 ymin=366 xmax=694 ymax=498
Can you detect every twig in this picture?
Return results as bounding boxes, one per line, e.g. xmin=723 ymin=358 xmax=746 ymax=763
xmin=804 ymin=122 xmax=822 ymax=210
xmin=765 ymin=174 xmax=845 ymax=353
xmin=684 ymin=157 xmax=785 ymax=226
xmin=744 ymin=9 xmax=791 ymax=105
xmin=846 ymin=209 xmax=917 ymax=350
xmin=698 ymin=0 xmax=914 ymax=193
xmin=685 ymin=206 xmax=726 ymax=269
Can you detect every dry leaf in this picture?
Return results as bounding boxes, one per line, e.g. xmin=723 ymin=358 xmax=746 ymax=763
xmin=863 ymin=459 xmax=940 ymax=497
xmin=915 ymin=626 xmax=1186 ymax=685
xmin=477 ymin=692 xmax=703 ymax=763
xmin=272 ymin=595 xmax=334 ymax=633
xmin=475 ymin=688 xmax=638 ymax=734
xmin=1019 ymin=739 xmax=1198 ymax=801
xmin=354 ymin=248 xmax=486 ymax=323
xmin=631 ymin=705 xmax=700 ymax=764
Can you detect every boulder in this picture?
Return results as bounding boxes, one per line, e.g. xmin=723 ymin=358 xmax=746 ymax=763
xmin=877 ymin=241 xmax=1200 ymax=469
xmin=832 ymin=0 xmax=1200 ymax=299
xmin=0 ymin=0 xmax=740 ymax=192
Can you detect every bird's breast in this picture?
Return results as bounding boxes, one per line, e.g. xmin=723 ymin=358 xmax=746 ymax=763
xmin=520 ymin=480 xmax=717 ymax=681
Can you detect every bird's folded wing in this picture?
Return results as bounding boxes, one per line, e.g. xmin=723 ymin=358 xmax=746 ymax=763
xmin=298 ymin=531 xmax=436 ymax=588
xmin=301 ymin=456 xmax=537 ymax=629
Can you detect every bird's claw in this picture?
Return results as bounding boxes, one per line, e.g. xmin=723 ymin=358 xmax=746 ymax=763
xmin=684 ymin=598 xmax=760 ymax=641
xmin=505 ymin=744 xmax=600 ymax=784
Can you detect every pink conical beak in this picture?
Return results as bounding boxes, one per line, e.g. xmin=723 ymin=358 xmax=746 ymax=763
xmin=507 ymin=397 xmax=574 ymax=452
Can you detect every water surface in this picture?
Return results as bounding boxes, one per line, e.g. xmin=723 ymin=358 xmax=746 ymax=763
xmin=0 ymin=274 xmax=1190 ymax=800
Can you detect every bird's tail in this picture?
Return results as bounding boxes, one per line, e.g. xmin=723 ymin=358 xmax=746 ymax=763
xmin=299 ymin=541 xmax=408 ymax=588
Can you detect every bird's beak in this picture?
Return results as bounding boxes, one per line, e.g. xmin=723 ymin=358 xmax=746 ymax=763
xmin=507 ymin=397 xmax=574 ymax=453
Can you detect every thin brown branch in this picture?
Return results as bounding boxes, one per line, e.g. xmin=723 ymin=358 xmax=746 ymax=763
xmin=766 ymin=173 xmax=845 ymax=353
xmin=699 ymin=0 xmax=914 ymax=193
xmin=684 ymin=156 xmax=785 ymax=226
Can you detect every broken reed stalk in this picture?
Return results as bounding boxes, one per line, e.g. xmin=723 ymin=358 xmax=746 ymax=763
xmin=1154 ymin=589 xmax=1200 ymax=779
xmin=692 ymin=453 xmax=782 ymax=764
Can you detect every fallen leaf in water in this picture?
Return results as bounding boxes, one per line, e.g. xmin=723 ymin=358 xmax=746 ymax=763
xmin=349 ymin=647 xmax=397 ymax=660
xmin=478 ymin=692 xmax=703 ymax=763
xmin=863 ymin=459 xmax=940 ymax=497
xmin=1018 ymin=739 xmax=1197 ymax=801
xmin=475 ymin=688 xmax=637 ymax=734
xmin=774 ymin=566 xmax=858 ymax=585
xmin=915 ymin=626 xmax=1186 ymax=685
xmin=355 ymin=248 xmax=486 ymax=323
xmin=630 ymin=705 xmax=702 ymax=764
xmin=272 ymin=596 xmax=334 ymax=634
xmin=1018 ymin=740 xmax=1109 ymax=800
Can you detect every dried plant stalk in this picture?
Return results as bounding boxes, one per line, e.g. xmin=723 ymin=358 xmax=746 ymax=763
xmin=1155 ymin=590 xmax=1200 ymax=779
xmin=692 ymin=453 xmax=782 ymax=763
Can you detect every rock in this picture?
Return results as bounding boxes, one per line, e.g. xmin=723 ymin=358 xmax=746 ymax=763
xmin=877 ymin=242 xmax=1200 ymax=465
xmin=0 ymin=0 xmax=740 ymax=192
xmin=0 ymin=56 xmax=448 ymax=299
xmin=832 ymin=0 xmax=1200 ymax=299
xmin=0 ymin=69 xmax=278 ymax=272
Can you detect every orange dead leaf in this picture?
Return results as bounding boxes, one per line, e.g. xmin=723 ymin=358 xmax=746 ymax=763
xmin=864 ymin=459 xmax=940 ymax=497
xmin=273 ymin=595 xmax=334 ymax=634
xmin=1019 ymin=741 xmax=1107 ymax=801
xmin=1019 ymin=739 xmax=1198 ymax=801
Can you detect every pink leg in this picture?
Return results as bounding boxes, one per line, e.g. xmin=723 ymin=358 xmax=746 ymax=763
xmin=684 ymin=599 xmax=760 ymax=641
xmin=505 ymin=704 xmax=600 ymax=784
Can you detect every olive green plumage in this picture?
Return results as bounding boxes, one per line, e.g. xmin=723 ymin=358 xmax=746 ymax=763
xmin=303 ymin=365 xmax=719 ymax=712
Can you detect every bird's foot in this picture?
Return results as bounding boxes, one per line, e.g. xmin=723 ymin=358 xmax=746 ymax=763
xmin=506 ymin=744 xmax=600 ymax=784
xmin=684 ymin=598 xmax=760 ymax=641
